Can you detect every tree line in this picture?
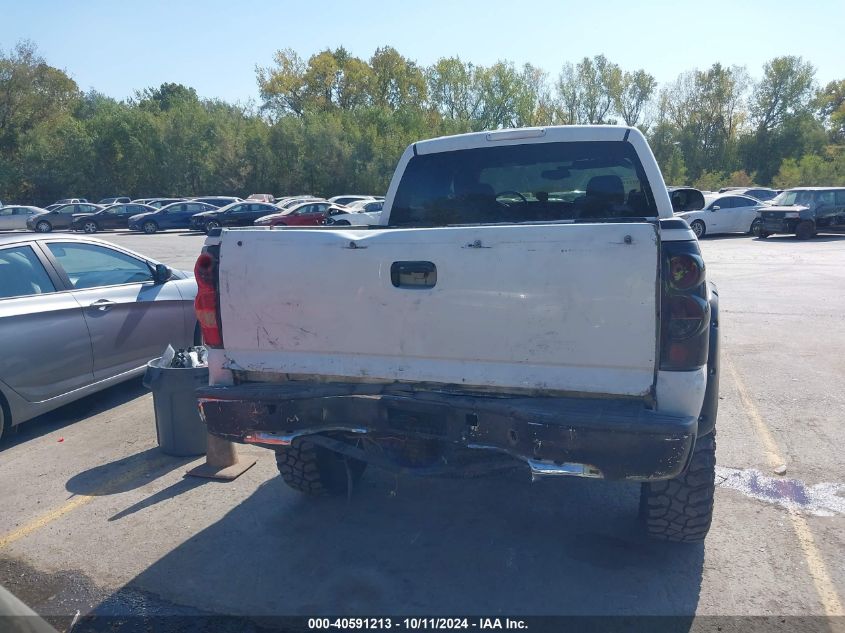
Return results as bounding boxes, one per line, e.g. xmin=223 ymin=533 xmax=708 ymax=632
xmin=1 ymin=41 xmax=844 ymax=205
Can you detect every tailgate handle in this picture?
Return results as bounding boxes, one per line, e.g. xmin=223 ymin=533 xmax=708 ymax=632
xmin=391 ymin=261 xmax=437 ymax=289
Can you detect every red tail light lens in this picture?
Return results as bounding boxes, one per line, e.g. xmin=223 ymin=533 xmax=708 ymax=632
xmin=195 ymin=252 xmax=215 ymax=289
xmin=194 ymin=252 xmax=222 ymax=348
xmin=668 ymin=254 xmax=704 ymax=291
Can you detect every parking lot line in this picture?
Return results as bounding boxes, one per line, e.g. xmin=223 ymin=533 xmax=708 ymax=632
xmin=0 ymin=452 xmax=174 ymax=551
xmin=726 ymin=356 xmax=843 ymax=616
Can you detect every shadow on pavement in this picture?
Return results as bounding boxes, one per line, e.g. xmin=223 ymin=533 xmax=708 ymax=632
xmin=699 ymin=233 xmax=755 ymax=240
xmin=65 ymin=446 xmax=196 ymax=496
xmin=97 ymin=467 xmax=705 ymax=618
xmin=107 ymin=476 xmax=207 ymax=521
xmin=753 ymin=234 xmax=845 ymax=243
xmin=2 ymin=378 xmax=148 ymax=451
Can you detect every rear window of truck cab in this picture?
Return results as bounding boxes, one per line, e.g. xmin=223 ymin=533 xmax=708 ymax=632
xmin=390 ymin=141 xmax=658 ymax=227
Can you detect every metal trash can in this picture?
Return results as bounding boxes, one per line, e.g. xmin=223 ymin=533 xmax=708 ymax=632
xmin=143 ymin=356 xmax=208 ymax=456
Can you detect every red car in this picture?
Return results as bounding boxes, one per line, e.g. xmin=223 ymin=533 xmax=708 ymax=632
xmin=256 ymin=201 xmax=334 ymax=227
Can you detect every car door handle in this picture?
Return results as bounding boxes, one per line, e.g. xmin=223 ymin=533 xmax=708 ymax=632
xmin=90 ymin=299 xmax=115 ymax=311
xmin=391 ymin=261 xmax=437 ymax=289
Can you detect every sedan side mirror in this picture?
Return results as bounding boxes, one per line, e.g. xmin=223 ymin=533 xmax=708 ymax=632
xmin=711 ymin=206 xmax=720 ymax=211
xmin=153 ymin=263 xmax=172 ymax=284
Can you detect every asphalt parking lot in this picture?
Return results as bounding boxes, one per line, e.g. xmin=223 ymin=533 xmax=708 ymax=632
xmin=1 ymin=229 xmax=844 ymax=626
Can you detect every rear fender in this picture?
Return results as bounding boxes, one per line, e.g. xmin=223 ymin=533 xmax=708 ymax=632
xmin=697 ymin=283 xmax=719 ymax=436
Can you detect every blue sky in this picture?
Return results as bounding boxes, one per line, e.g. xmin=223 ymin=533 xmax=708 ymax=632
xmin=2 ymin=0 xmax=842 ymax=103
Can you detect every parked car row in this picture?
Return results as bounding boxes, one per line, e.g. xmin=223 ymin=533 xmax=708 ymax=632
xmin=671 ymin=187 xmax=845 ymax=239
xmin=1 ymin=193 xmax=386 ymax=235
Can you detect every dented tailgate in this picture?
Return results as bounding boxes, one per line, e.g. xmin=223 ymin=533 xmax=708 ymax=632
xmin=217 ymin=222 xmax=659 ymax=397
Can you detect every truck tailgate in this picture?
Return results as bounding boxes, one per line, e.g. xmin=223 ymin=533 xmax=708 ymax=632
xmin=218 ymin=223 xmax=659 ymax=397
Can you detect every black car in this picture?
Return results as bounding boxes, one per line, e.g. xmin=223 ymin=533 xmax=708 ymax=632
xmin=25 ymin=203 xmax=102 ymax=232
xmin=70 ymin=203 xmax=157 ymax=233
xmin=190 ymin=202 xmax=280 ymax=233
xmin=759 ymin=187 xmax=845 ymax=239
xmin=128 ymin=201 xmax=219 ymax=233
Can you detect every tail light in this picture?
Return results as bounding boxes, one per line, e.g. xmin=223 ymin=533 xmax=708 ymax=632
xmin=660 ymin=243 xmax=709 ymax=371
xmin=194 ymin=249 xmax=222 ymax=348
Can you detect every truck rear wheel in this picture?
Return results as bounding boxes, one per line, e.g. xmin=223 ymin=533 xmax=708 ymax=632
xmin=640 ymin=433 xmax=716 ymax=543
xmin=275 ymin=437 xmax=367 ymax=496
xmin=795 ymin=221 xmax=815 ymax=240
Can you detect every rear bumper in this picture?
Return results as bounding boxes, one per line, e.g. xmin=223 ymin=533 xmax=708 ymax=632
xmin=197 ymin=383 xmax=698 ymax=481
xmin=761 ymin=218 xmax=797 ymax=233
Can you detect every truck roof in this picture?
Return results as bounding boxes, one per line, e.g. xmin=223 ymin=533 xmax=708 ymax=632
xmin=413 ymin=125 xmax=638 ymax=155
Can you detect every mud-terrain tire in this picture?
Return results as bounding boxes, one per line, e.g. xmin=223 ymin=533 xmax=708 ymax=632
xmin=640 ymin=433 xmax=716 ymax=543
xmin=275 ymin=438 xmax=366 ymax=496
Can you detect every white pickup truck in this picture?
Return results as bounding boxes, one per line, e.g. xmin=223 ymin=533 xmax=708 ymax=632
xmin=194 ymin=125 xmax=720 ymax=543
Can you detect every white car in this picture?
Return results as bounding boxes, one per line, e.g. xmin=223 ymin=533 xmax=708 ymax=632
xmin=676 ymin=194 xmax=763 ymax=237
xmin=328 ymin=194 xmax=377 ymax=206
xmin=0 ymin=206 xmax=48 ymax=231
xmin=325 ymin=200 xmax=384 ymax=226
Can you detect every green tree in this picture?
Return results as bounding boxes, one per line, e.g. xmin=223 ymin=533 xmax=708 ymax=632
xmin=555 ymin=55 xmax=623 ymax=124
xmin=474 ymin=61 xmax=550 ymax=129
xmin=814 ymin=79 xmax=845 ymax=141
xmin=662 ymin=64 xmax=749 ymax=181
xmin=773 ymin=149 xmax=845 ymax=188
xmin=693 ymin=170 xmax=728 ymax=191
xmin=256 ymin=48 xmax=307 ymax=117
xmin=742 ymin=56 xmax=816 ymax=183
xmin=19 ymin=114 xmax=94 ymax=201
xmin=79 ymin=92 xmax=161 ymax=198
xmin=137 ymin=82 xmax=199 ymax=112
xmin=750 ymin=57 xmax=815 ymax=133
xmin=301 ymin=48 xmax=373 ymax=112
xmin=661 ymin=148 xmax=688 ymax=185
xmin=728 ymin=170 xmax=755 ymax=186
xmin=427 ymin=57 xmax=482 ymax=123
xmin=369 ymin=46 xmax=427 ymax=111
xmin=615 ymin=69 xmax=656 ymax=127
xmin=0 ymin=41 xmax=79 ymax=151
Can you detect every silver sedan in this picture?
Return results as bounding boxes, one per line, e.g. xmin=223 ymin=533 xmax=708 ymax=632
xmin=0 ymin=234 xmax=198 ymax=439
xmin=0 ymin=206 xmax=48 ymax=231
